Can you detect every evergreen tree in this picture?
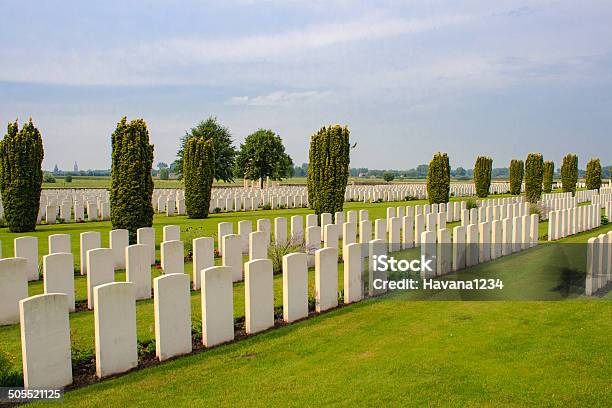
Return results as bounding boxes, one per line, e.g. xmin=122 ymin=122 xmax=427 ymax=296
xmin=474 ymin=156 xmax=493 ymax=198
xmin=542 ymin=161 xmax=554 ymax=193
xmin=585 ymin=158 xmax=602 ymax=191
xmin=524 ymin=153 xmax=544 ymax=203
xmin=110 ymin=117 xmax=154 ymax=242
xmin=509 ymin=159 xmax=524 ymax=195
xmin=0 ymin=119 xmax=44 ymax=232
xmin=183 ymin=137 xmax=214 ymax=218
xmin=560 ymin=154 xmax=578 ymax=195
xmin=307 ymin=125 xmax=350 ymax=218
xmin=426 ymin=152 xmax=450 ymax=204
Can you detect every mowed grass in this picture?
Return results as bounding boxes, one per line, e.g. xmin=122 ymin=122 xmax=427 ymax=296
xmin=34 ymin=300 xmax=611 ymax=407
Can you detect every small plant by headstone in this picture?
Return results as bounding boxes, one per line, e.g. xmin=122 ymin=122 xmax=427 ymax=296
xmin=267 ymin=235 xmax=305 ymax=274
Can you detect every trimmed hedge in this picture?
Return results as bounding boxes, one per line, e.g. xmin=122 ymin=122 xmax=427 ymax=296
xmin=474 ymin=156 xmax=492 ymax=198
xmin=542 ymin=161 xmax=554 ymax=193
xmin=585 ymin=158 xmax=602 ymax=191
xmin=0 ymin=119 xmax=44 ymax=232
xmin=184 ymin=137 xmax=215 ymax=218
xmin=307 ymin=125 xmax=350 ymax=217
xmin=560 ymin=153 xmax=578 ymax=195
xmin=110 ymin=117 xmax=154 ymax=243
xmin=524 ymin=153 xmax=544 ymax=203
xmin=509 ymin=159 xmax=524 ymax=195
xmin=426 ymin=152 xmax=450 ymax=204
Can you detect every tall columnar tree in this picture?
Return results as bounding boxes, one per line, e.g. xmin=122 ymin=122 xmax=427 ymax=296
xmin=307 ymin=125 xmax=350 ymax=217
xmin=585 ymin=158 xmax=602 ymax=191
xmin=509 ymin=159 xmax=524 ymax=195
xmin=542 ymin=161 xmax=554 ymax=193
xmin=234 ymin=129 xmax=293 ymax=188
xmin=560 ymin=153 xmax=578 ymax=195
xmin=175 ymin=117 xmax=236 ymax=182
xmin=183 ymin=137 xmax=215 ymax=218
xmin=426 ymin=152 xmax=450 ymax=204
xmin=473 ymin=156 xmax=493 ymax=198
xmin=524 ymin=153 xmax=544 ymax=203
xmin=0 ymin=119 xmax=44 ymax=232
xmin=110 ymin=117 xmax=154 ymax=242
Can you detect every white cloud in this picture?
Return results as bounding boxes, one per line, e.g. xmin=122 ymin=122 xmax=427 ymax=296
xmin=0 ymin=13 xmax=473 ymax=85
xmin=141 ymin=14 xmax=472 ymax=64
xmin=226 ymin=90 xmax=327 ymax=106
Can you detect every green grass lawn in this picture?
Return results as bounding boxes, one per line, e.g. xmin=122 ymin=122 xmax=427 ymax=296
xmin=33 ymin=300 xmax=611 ymax=407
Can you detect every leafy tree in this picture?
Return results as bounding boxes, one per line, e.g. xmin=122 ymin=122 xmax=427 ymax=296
xmin=0 ymin=119 xmax=44 ymax=232
xmin=427 ymin=152 xmax=450 ymax=204
xmin=509 ymin=159 xmax=524 ymax=195
xmin=234 ymin=129 xmax=293 ymax=188
xmin=175 ymin=117 xmax=236 ymax=182
xmin=307 ymin=125 xmax=350 ymax=217
xmin=184 ymin=137 xmax=214 ymax=218
xmin=383 ymin=171 xmax=395 ymax=182
xmin=455 ymin=167 xmax=467 ymax=177
xmin=585 ymin=158 xmax=602 ymax=190
xmin=64 ymin=175 xmax=73 ymax=183
xmin=524 ymin=153 xmax=543 ymax=203
xmin=542 ymin=161 xmax=554 ymax=193
xmin=159 ymin=168 xmax=169 ymax=180
xmin=157 ymin=162 xmax=168 ymax=170
xmin=110 ymin=117 xmax=154 ymax=243
xmin=560 ymin=153 xmax=578 ymax=195
xmin=43 ymin=172 xmax=56 ymax=183
xmin=474 ymin=156 xmax=493 ymax=198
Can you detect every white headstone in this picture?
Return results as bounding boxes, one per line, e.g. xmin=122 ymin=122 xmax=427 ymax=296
xmin=125 ymin=244 xmax=152 ymax=300
xmin=282 ymin=253 xmax=308 ymax=323
xmin=94 ymin=282 xmax=137 ymax=378
xmin=245 ymin=259 xmax=274 ymax=334
xmin=20 ymin=294 xmax=72 ymax=388
xmin=315 ymin=247 xmax=338 ymax=312
xmin=154 ymin=273 xmax=192 ymax=361
xmin=43 ymin=253 xmax=75 ymax=311
xmin=201 ymin=266 xmax=234 ymax=347
xmin=0 ymin=258 xmax=28 ymax=325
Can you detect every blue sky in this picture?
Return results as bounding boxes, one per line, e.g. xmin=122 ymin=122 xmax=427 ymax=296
xmin=1 ymin=0 xmax=611 ymax=171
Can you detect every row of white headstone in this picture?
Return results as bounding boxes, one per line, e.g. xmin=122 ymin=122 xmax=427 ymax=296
xmin=547 ymin=204 xmax=601 ymax=240
xmin=586 ymin=232 xmax=612 ymax=295
xmin=15 ymin=241 xmax=379 ymax=389
xmin=419 ymin=214 xmax=539 ymax=277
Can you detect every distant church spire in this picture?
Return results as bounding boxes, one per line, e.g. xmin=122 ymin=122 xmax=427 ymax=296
xmin=74 ymin=161 xmax=78 ymax=172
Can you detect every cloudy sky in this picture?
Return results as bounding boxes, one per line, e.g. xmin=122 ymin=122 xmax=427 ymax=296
xmin=1 ymin=0 xmax=611 ymax=171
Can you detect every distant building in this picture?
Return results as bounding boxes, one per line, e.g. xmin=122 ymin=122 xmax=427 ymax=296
xmin=53 ymin=164 xmax=60 ymax=175
xmin=74 ymin=161 xmax=78 ymax=172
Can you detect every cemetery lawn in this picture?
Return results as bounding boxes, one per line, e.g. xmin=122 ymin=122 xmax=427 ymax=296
xmin=1 ymin=198 xmax=610 ymax=405
xmin=1 ymin=202 xmax=611 ymax=370
xmin=35 ymin=299 xmax=611 ymax=407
